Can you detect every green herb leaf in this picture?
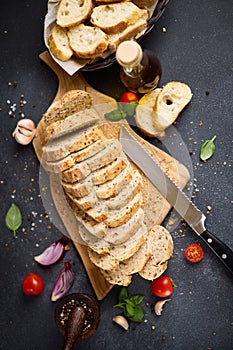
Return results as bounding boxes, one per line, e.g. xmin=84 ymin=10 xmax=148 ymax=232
xmin=113 ymin=287 xmax=145 ymax=323
xmin=200 ymin=136 xmax=216 ymax=161
xmin=5 ymin=203 xmax=22 ymax=238
xmin=121 ymin=102 xmax=138 ymax=117
xmin=118 ymin=287 xmax=128 ymax=302
xmin=104 ymin=108 xmax=126 ymax=121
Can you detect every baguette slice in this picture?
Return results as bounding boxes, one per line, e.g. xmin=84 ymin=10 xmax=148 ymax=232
xmin=90 ymin=2 xmax=142 ymax=34
xmin=152 ymin=81 xmax=192 ymax=132
xmin=135 ymin=88 xmax=162 ymax=138
xmin=49 ymin=25 xmax=73 ymax=62
xmin=108 ymin=9 xmax=148 ymax=51
xmin=56 ymin=0 xmax=93 ymax=28
xmin=139 ymin=225 xmax=173 ymax=280
xmin=68 ymin=24 xmax=108 ymax=59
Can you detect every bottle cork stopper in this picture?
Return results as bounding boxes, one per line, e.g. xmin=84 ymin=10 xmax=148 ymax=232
xmin=116 ymin=41 xmax=143 ymax=68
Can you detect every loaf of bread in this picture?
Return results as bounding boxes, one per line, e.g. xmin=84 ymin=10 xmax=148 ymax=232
xmin=68 ymin=24 xmax=109 ymax=59
xmin=49 ymin=25 xmax=73 ymax=61
xmin=135 ymin=82 xmax=192 ymax=138
xmin=90 ymin=2 xmax=143 ymax=34
xmin=56 ymin=0 xmax=93 ymax=28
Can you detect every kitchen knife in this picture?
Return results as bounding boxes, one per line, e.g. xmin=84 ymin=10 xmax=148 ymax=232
xmin=120 ymin=125 xmax=233 ymax=276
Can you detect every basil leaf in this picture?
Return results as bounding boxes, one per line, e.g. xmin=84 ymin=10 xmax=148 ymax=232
xmin=129 ymin=294 xmax=145 ymax=305
xmin=124 ymin=305 xmax=144 ymax=322
xmin=200 ymin=136 xmax=216 ymax=161
xmin=118 ymin=287 xmax=128 ymax=302
xmin=121 ymin=102 xmax=138 ymax=117
xmin=5 ymin=203 xmax=22 ymax=238
xmin=104 ymin=108 xmax=126 ymax=121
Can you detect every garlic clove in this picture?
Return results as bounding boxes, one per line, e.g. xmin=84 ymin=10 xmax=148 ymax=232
xmin=154 ymin=299 xmax=171 ymax=316
xmin=12 ymin=118 xmax=36 ymax=145
xmin=112 ymin=315 xmax=129 ymax=330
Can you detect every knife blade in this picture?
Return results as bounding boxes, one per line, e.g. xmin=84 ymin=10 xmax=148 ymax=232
xmin=120 ymin=125 xmax=233 ymax=276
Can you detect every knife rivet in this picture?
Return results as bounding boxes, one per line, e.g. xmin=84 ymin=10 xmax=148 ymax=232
xmin=222 ymin=254 xmax=227 ymax=259
xmin=207 ymin=238 xmax=212 ymax=243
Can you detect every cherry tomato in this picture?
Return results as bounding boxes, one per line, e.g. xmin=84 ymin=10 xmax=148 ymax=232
xmin=120 ymin=91 xmax=138 ymax=103
xmin=150 ymin=275 xmax=174 ymax=297
xmin=22 ymin=273 xmax=44 ymax=295
xmin=184 ymin=243 xmax=204 ymax=263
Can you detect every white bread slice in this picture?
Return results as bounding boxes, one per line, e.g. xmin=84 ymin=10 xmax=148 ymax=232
xmin=67 ymin=197 xmax=108 ymax=238
xmin=43 ymin=89 xmax=93 ymax=127
xmin=99 ymin=236 xmax=151 ymax=285
xmin=106 ymin=192 xmax=142 ymax=227
xmin=92 ymin=152 xmax=128 ymax=185
xmin=56 ymin=0 xmax=93 ymax=28
xmin=135 ymin=88 xmax=162 ymax=138
xmin=49 ymin=25 xmax=73 ymax=62
xmin=62 ymin=173 xmax=94 ymax=199
xmin=152 ymin=81 xmax=193 ymax=132
xmin=90 ymin=2 xmax=143 ymax=34
xmin=62 ymin=139 xmax=123 ymax=183
xmin=132 ymin=0 xmax=158 ymax=9
xmin=78 ymin=223 xmax=111 ymax=254
xmin=95 ymin=162 xmax=133 ymax=199
xmin=44 ymin=108 xmax=100 ymax=142
xmin=139 ymin=225 xmax=173 ymax=280
xmin=44 ymin=138 xmax=107 ymax=173
xmin=88 ymin=248 xmax=119 ymax=271
xmin=104 ymin=207 xmax=144 ymax=245
xmin=109 ymin=224 xmax=147 ymax=261
xmin=66 ymin=188 xmax=97 ymax=211
xmin=68 ymin=24 xmax=109 ymax=59
xmin=108 ymin=9 xmax=148 ymax=51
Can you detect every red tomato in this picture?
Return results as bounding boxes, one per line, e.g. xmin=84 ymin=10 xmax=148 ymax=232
xmin=22 ymin=273 xmax=44 ymax=295
xmin=150 ymin=275 xmax=174 ymax=297
xmin=120 ymin=91 xmax=138 ymax=103
xmin=184 ymin=243 xmax=204 ymax=263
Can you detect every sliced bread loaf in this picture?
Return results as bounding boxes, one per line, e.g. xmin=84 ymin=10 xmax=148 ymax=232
xmin=88 ymin=248 xmax=120 ymax=271
xmin=68 ymin=24 xmax=109 ymax=59
xmin=43 ymin=89 xmax=93 ymax=127
xmin=49 ymin=24 xmax=73 ymax=61
xmin=78 ymin=223 xmax=111 ymax=254
xmin=90 ymin=2 xmax=143 ymax=34
xmin=56 ymin=0 xmax=93 ymax=28
xmin=100 ymin=269 xmax=132 ymax=286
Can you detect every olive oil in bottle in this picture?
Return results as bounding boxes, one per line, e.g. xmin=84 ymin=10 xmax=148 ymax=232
xmin=116 ymin=40 xmax=162 ymax=94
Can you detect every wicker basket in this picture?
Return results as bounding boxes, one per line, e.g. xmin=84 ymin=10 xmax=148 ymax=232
xmin=81 ymin=0 xmax=169 ymax=72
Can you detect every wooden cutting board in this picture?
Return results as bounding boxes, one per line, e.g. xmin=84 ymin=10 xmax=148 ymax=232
xmin=33 ymin=51 xmax=190 ymax=300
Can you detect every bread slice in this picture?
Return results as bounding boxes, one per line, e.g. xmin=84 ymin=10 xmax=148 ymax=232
xmin=109 ymin=224 xmax=146 ymax=261
xmin=152 ymin=81 xmax=193 ymax=132
xmin=68 ymin=24 xmax=109 ymax=59
xmin=132 ymin=0 xmax=159 ymax=9
xmin=139 ymin=225 xmax=173 ymax=280
xmin=90 ymin=2 xmax=143 ymax=34
xmin=66 ymin=187 xmax=97 ymax=211
xmin=44 ymin=108 xmax=100 ymax=142
xmin=108 ymin=9 xmax=148 ymax=51
xmin=44 ymin=138 xmax=107 ymax=173
xmin=56 ymin=0 xmax=93 ymax=28
xmin=135 ymin=88 xmax=162 ymax=138
xmin=62 ymin=139 xmax=123 ymax=183
xmin=95 ymin=162 xmax=133 ymax=199
xmin=43 ymin=89 xmax=93 ymax=127
xmin=43 ymin=126 xmax=104 ymax=162
xmin=49 ymin=25 xmax=73 ymax=62
xmin=88 ymin=248 xmax=119 ymax=271
xmin=78 ymin=223 xmax=111 ymax=254
xmin=106 ymin=192 xmax=142 ymax=227
xmin=104 ymin=207 xmax=144 ymax=245
xmin=100 ymin=269 xmax=132 ymax=286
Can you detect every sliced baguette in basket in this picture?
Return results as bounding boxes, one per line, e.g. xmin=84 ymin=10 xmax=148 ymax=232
xmin=56 ymin=0 xmax=93 ymax=28
xmin=49 ymin=25 xmax=73 ymax=62
xmin=90 ymin=2 xmax=143 ymax=34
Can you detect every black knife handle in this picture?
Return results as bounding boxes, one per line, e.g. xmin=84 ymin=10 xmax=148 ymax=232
xmin=200 ymin=230 xmax=233 ymax=276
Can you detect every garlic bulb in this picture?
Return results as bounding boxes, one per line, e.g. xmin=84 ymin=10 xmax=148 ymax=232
xmin=12 ymin=118 xmax=36 ymax=145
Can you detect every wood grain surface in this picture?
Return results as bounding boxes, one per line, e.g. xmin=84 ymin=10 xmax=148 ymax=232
xmin=33 ymin=51 xmax=190 ymax=300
